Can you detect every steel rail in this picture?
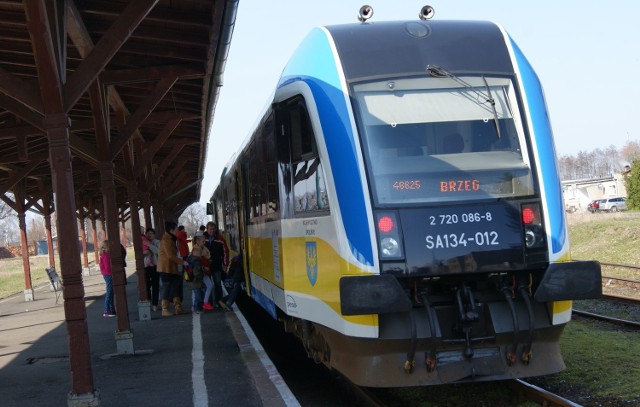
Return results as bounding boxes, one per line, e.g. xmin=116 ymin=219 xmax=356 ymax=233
xmin=602 ymin=275 xmax=640 ymax=285
xmin=572 ymin=309 xmax=640 ymax=330
xmin=598 ymin=261 xmax=640 ymax=270
xmin=508 ymin=379 xmax=582 ymax=407
xmin=601 ymin=292 xmax=640 ymax=303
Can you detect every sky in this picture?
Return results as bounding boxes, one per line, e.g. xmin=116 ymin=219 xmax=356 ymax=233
xmin=200 ymin=1 xmax=640 ymax=203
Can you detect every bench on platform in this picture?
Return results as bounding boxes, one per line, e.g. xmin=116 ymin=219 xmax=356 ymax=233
xmin=45 ymin=267 xmax=63 ymax=304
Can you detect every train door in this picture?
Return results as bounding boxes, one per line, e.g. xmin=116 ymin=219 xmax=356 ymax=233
xmin=236 ymin=164 xmax=252 ymax=296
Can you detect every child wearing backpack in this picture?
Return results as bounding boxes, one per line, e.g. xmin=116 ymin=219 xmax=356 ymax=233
xmin=187 ymin=235 xmax=206 ymax=313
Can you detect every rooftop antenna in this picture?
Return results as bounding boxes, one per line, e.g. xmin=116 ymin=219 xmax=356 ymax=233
xmin=419 ymin=5 xmax=435 ymax=20
xmin=357 ymin=5 xmax=373 ymax=22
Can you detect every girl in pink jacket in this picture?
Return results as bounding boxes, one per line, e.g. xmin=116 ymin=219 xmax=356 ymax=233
xmin=99 ymin=240 xmax=116 ymax=317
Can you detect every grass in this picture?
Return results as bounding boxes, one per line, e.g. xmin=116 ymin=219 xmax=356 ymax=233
xmin=568 ymin=212 xmax=640 ymax=266
xmin=539 ymin=211 xmax=640 ymax=404
xmin=0 ymin=255 xmax=61 ymax=299
xmin=532 ymin=320 xmax=640 ymax=403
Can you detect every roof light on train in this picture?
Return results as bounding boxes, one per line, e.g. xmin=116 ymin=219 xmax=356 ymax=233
xmin=378 ymin=216 xmax=395 ymax=233
xmin=357 ymin=5 xmax=373 ymax=22
xmin=419 ymin=5 xmax=435 ymax=20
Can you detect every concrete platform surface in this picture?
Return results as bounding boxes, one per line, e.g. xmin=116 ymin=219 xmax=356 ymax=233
xmin=0 ymin=266 xmax=299 ymax=407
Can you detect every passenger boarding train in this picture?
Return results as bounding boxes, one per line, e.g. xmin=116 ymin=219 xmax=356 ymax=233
xmin=210 ymin=6 xmax=601 ymax=387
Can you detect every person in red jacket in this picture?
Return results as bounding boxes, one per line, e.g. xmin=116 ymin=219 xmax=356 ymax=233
xmin=176 ymin=225 xmax=190 ymax=259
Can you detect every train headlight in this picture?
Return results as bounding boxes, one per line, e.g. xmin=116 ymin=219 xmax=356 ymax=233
xmin=375 ymin=212 xmax=405 ymax=260
xmin=381 ymin=237 xmax=400 ymax=257
xmin=525 ymin=229 xmax=536 ymax=248
xmin=521 ymin=203 xmax=546 ymax=249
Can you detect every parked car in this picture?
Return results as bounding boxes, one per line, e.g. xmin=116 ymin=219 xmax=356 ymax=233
xmin=587 ymin=199 xmax=601 ymax=213
xmin=599 ymin=197 xmax=627 ymax=212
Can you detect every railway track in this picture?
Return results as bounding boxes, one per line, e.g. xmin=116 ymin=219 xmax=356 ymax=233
xmin=508 ymin=379 xmax=582 ymax=407
xmin=340 ymin=377 xmax=582 ymax=407
xmin=572 ymin=308 xmax=640 ymax=330
xmin=598 ymin=262 xmax=640 ymax=300
xmin=572 ymin=261 xmax=640 ymax=329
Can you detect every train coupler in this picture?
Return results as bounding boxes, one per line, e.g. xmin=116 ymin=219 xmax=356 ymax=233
xmin=425 ymin=355 xmax=436 ymax=372
xmin=404 ymin=359 xmax=415 ymax=373
xmin=521 ymin=350 xmax=533 ymax=365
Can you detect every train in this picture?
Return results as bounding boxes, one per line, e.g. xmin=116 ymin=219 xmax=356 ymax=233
xmin=209 ymin=6 xmax=602 ymax=387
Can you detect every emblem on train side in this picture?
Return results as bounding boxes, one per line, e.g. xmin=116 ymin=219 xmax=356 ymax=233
xmin=306 ymin=241 xmax=318 ymax=286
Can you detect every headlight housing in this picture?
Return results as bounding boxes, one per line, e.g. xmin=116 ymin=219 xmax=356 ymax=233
xmin=375 ymin=212 xmax=405 ymax=260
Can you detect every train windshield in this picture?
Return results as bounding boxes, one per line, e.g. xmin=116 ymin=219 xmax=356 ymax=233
xmin=353 ymin=76 xmax=535 ymax=205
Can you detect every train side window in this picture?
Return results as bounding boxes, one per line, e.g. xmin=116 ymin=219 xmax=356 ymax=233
xmin=288 ymin=101 xmax=329 ymax=215
xmin=246 ymin=138 xmax=260 ymax=220
xmin=262 ymin=114 xmax=279 ymax=215
xmin=246 ymin=112 xmax=280 ymax=222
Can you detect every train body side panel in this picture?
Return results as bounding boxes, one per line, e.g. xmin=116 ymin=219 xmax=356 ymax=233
xmin=247 ymin=218 xmax=378 ymax=337
xmin=505 ymin=34 xmax=568 ymax=259
xmin=505 ymin=31 xmax=572 ymax=325
xmin=279 ymin=27 xmax=376 ymax=269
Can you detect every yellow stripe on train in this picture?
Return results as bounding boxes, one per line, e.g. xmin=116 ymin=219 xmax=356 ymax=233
xmin=247 ymin=234 xmax=379 ymax=331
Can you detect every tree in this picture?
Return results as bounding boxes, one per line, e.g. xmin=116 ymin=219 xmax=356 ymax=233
xmin=558 ymin=145 xmax=625 ymax=180
xmin=178 ymin=203 xmax=208 ymax=236
xmin=0 ymin=215 xmax=18 ymax=247
xmin=27 ymin=217 xmax=46 ymax=254
xmin=620 ymin=140 xmax=640 ymax=164
xmin=624 ymin=159 xmax=640 ymax=210
xmin=0 ymin=196 xmax=17 ymax=247
xmin=0 ymin=196 xmax=15 ymax=221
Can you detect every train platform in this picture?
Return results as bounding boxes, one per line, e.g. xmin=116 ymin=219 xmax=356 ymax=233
xmin=0 ymin=266 xmax=300 ymax=407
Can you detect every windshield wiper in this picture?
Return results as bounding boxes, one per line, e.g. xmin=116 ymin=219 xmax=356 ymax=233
xmin=482 ymin=75 xmax=501 ymax=139
xmin=427 ymin=65 xmax=501 ymax=139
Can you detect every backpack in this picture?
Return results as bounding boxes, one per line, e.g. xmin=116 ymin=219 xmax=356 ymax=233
xmin=183 ymin=264 xmax=194 ymax=281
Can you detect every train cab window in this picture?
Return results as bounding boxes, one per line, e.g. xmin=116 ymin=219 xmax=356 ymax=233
xmin=285 ymin=99 xmax=330 ymax=214
xmin=353 ymin=76 xmax=535 ymax=205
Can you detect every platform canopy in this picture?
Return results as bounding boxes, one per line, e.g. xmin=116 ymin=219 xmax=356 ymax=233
xmin=0 ymin=0 xmax=238 ymax=219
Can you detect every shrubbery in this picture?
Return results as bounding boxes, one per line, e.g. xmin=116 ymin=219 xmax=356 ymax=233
xmin=624 ymin=159 xmax=640 ymax=210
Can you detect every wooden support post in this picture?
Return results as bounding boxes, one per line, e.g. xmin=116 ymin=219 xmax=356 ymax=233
xmin=89 ymin=214 xmax=98 ymax=265
xmin=17 ymin=207 xmax=34 ymax=301
xmin=128 ymin=182 xmax=150 ymax=320
xmin=25 ymin=1 xmax=98 ymax=401
xmin=141 ymin=192 xmax=152 ymax=230
xmin=45 ymin=113 xmax=96 ymax=397
xmin=99 ymin=161 xmax=133 ymax=353
xmin=100 ymin=218 xmax=106 ymax=241
xmin=42 ymin=195 xmax=55 ymax=268
xmin=79 ymin=212 xmax=89 ymax=275
xmin=152 ymin=200 xmax=164 ymax=236
xmin=88 ymin=201 xmax=99 ymax=265
xmin=120 ymin=218 xmax=127 ymax=248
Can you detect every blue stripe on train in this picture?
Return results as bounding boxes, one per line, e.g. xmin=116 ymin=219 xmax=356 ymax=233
xmin=510 ymin=39 xmax=566 ymax=254
xmin=279 ymin=28 xmax=374 ymax=266
xmin=251 ymin=286 xmax=277 ymax=320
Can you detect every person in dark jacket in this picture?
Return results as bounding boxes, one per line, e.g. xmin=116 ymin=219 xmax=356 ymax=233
xmin=203 ymin=221 xmax=229 ymax=308
xmin=187 ymin=235 xmax=206 ymax=313
xmin=219 ymin=254 xmax=244 ymax=311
